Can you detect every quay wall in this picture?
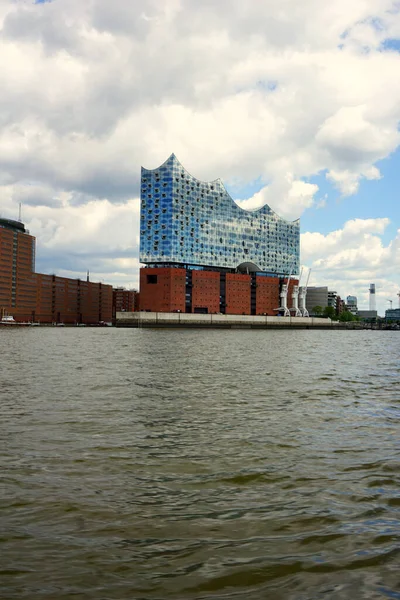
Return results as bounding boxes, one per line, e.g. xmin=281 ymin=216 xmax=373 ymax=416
xmin=116 ymin=312 xmax=361 ymax=329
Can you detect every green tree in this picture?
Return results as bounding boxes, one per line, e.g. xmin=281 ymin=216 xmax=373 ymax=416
xmin=338 ymin=310 xmax=356 ymax=322
xmin=312 ymin=305 xmax=323 ymax=316
xmin=323 ymin=306 xmax=336 ymax=319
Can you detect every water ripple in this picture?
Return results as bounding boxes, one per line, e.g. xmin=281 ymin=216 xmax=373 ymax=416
xmin=1 ymin=328 xmax=399 ymax=599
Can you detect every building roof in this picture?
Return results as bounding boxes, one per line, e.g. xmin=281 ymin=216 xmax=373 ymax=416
xmin=0 ymin=218 xmax=26 ymax=233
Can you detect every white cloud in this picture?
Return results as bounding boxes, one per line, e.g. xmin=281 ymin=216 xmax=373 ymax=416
xmin=1 ymin=1 xmax=400 ymax=196
xmin=301 ymin=218 xmax=400 ymax=315
xmin=237 ymin=175 xmax=318 ymax=220
xmin=0 ymin=0 xmax=400 ymax=294
xmin=0 ymin=194 xmax=141 ymax=288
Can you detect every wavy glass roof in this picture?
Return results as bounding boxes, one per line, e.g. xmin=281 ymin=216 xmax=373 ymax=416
xmin=139 ymin=154 xmax=299 ymax=275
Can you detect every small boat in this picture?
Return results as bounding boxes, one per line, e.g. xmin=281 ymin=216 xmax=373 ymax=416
xmin=0 ymin=314 xmax=17 ymax=325
xmin=0 ymin=309 xmax=33 ymax=326
xmin=0 ymin=314 xmax=31 ymax=327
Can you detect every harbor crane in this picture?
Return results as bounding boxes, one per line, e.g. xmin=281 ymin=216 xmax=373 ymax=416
xmin=275 ymin=270 xmax=292 ymax=317
xmin=298 ymin=268 xmax=311 ymax=317
xmin=290 ymin=268 xmax=302 ymax=317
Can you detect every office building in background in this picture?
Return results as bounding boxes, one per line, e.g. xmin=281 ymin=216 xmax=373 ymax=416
xmin=346 ymin=295 xmax=358 ymax=315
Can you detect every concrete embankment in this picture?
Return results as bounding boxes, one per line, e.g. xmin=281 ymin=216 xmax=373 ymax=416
xmin=116 ymin=312 xmax=362 ymax=329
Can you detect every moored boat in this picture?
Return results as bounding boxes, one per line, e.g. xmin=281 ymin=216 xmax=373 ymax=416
xmin=0 ymin=310 xmax=32 ymax=326
xmin=0 ymin=314 xmax=17 ymax=325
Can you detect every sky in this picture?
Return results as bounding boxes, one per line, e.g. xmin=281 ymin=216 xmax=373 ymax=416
xmin=1 ymin=0 xmax=400 ymax=316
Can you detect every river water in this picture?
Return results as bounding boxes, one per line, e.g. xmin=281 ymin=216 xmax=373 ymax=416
xmin=1 ymin=328 xmax=399 ymax=599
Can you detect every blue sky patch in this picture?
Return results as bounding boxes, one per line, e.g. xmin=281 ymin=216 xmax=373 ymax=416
xmin=381 ymin=38 xmax=400 ymax=52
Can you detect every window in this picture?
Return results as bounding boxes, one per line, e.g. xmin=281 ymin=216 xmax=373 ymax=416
xmin=147 ymin=275 xmax=158 ymax=284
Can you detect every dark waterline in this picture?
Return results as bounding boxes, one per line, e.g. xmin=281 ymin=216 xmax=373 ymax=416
xmin=1 ymin=328 xmax=399 ymax=600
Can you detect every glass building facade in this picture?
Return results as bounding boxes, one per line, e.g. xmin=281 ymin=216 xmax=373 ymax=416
xmin=140 ymin=154 xmax=299 ymax=276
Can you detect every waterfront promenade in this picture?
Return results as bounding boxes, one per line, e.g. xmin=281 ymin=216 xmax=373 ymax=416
xmin=116 ymin=312 xmax=362 ymax=329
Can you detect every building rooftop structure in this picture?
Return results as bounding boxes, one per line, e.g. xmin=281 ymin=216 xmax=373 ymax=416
xmin=139 ymin=154 xmax=299 ymax=277
xmin=0 ymin=217 xmax=27 ymax=234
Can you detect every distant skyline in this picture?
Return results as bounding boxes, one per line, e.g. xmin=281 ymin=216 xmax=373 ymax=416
xmin=1 ymin=0 xmax=400 ymax=315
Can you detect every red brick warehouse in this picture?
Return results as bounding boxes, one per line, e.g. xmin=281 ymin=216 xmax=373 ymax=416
xmin=0 ymin=218 xmax=112 ymax=324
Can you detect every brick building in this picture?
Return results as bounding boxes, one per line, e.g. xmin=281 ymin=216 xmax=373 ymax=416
xmin=0 ymin=218 xmax=112 ymax=324
xmin=0 ymin=218 xmax=36 ymax=317
xmin=140 ymin=267 xmax=297 ymax=316
xmin=138 ymin=155 xmax=300 ymax=316
xmin=140 ymin=268 xmax=186 ymax=313
xmin=112 ymin=287 xmax=138 ymax=318
xmin=191 ymin=270 xmax=220 ymax=314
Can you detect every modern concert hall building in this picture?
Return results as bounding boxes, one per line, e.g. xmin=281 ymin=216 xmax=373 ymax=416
xmin=139 ymin=154 xmax=300 ymax=315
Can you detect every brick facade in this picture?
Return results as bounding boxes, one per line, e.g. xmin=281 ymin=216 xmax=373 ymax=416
xmin=0 ymin=224 xmax=35 ymax=316
xmin=113 ymin=288 xmax=138 ymax=318
xmin=191 ymin=270 xmax=220 ymax=314
xmin=137 ymin=267 xmax=299 ymax=316
xmin=0 ymin=219 xmax=112 ymax=324
xmin=140 ymin=267 xmax=186 ymax=313
xmin=255 ymin=276 xmax=280 ymax=315
xmin=225 ymin=273 xmax=252 ymax=315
